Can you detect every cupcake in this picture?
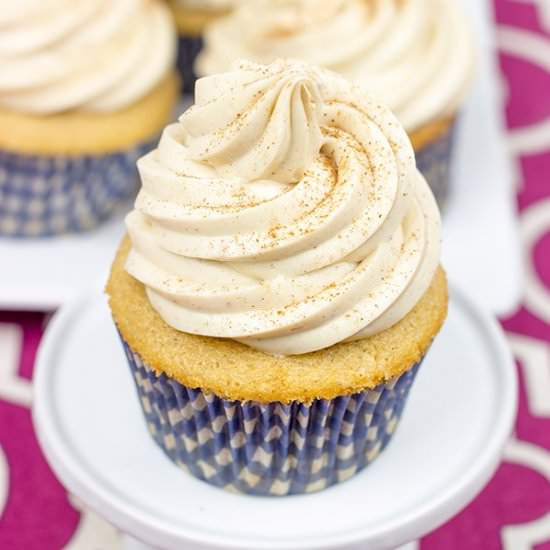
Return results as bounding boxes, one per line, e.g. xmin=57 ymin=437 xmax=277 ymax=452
xmin=0 ymin=0 xmax=178 ymax=238
xmin=107 ymin=59 xmax=448 ymax=495
xmin=196 ymin=0 xmax=475 ymax=206
xmin=168 ymin=0 xmax=238 ymax=93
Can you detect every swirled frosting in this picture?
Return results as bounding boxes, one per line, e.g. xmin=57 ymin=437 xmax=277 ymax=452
xmin=0 ymin=0 xmax=176 ymax=114
xmin=196 ymin=0 xmax=474 ymax=131
xmin=125 ymin=59 xmax=441 ymax=355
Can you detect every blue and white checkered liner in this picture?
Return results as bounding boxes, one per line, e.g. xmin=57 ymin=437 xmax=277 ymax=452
xmin=0 ymin=141 xmax=154 ymax=237
xmin=121 ymin=337 xmax=423 ymax=496
xmin=177 ymin=35 xmax=203 ymax=94
xmin=416 ymin=123 xmax=456 ymax=208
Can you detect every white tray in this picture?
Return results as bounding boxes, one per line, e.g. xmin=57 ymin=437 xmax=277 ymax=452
xmin=442 ymin=0 xmax=522 ymax=317
xmin=0 ymin=0 xmax=521 ymax=316
xmin=0 ymin=207 xmax=127 ymax=311
xmin=33 ymin=286 xmax=517 ymax=550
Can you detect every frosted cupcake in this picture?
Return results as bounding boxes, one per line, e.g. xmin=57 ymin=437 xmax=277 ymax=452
xmin=0 ymin=0 xmax=178 ymax=237
xmin=168 ymin=0 xmax=239 ymax=93
xmin=196 ymin=0 xmax=475 ymax=206
xmin=107 ymin=59 xmax=448 ymax=495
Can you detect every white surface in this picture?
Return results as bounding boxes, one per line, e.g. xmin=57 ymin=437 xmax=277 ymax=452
xmin=442 ymin=0 xmax=522 ymax=316
xmin=0 ymin=1 xmax=522 ymax=316
xmin=33 ymin=287 xmax=517 ymax=550
xmin=0 ymin=207 xmax=127 ymax=311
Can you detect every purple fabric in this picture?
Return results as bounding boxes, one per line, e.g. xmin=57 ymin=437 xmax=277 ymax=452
xmin=1 ymin=1 xmax=550 ymax=547
xmin=0 ymin=312 xmax=79 ymax=549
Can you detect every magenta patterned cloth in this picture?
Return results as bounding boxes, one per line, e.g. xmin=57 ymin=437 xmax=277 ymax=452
xmin=2 ymin=1 xmax=550 ymax=548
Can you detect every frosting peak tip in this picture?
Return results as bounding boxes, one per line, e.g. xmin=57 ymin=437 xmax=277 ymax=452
xmin=179 ymin=58 xmax=324 ymax=185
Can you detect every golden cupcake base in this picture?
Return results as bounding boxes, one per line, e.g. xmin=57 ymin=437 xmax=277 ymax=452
xmin=107 ymin=237 xmax=448 ymax=404
xmin=169 ymin=1 xmax=230 ymax=36
xmin=410 ymin=116 xmax=456 ymax=152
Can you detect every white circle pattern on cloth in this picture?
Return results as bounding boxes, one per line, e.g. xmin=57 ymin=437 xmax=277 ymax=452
xmin=0 ymin=0 xmax=176 ymax=114
xmin=196 ymin=0 xmax=475 ymax=131
xmin=125 ymin=59 xmax=441 ymax=355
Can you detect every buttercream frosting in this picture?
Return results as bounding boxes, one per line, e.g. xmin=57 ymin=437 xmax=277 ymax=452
xmin=196 ymin=0 xmax=474 ymax=131
xmin=0 ymin=0 xmax=176 ymax=114
xmin=125 ymin=59 xmax=441 ymax=355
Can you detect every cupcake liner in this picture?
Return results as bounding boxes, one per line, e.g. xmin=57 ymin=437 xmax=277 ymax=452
xmin=0 ymin=141 xmax=154 ymax=238
xmin=176 ymin=35 xmax=203 ymax=94
xmin=415 ymin=122 xmax=456 ymax=208
xmin=120 ymin=334 xmax=423 ymax=496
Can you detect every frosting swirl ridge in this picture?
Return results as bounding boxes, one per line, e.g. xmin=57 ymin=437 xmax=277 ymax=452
xmin=181 ymin=63 xmax=323 ymax=184
xmin=0 ymin=0 xmax=176 ymax=114
xmin=126 ymin=59 xmax=441 ymax=355
xmin=196 ymin=0 xmax=474 ymax=131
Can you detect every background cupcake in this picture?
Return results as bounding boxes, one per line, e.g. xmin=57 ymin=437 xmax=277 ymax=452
xmin=107 ymin=59 xmax=448 ymax=495
xmin=0 ymin=0 xmax=178 ymax=238
xmin=196 ymin=0 xmax=475 ymax=206
xmin=168 ymin=0 xmax=238 ymax=93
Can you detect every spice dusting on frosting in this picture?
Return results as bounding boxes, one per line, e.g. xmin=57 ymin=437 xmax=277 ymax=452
xmin=125 ymin=59 xmax=441 ymax=355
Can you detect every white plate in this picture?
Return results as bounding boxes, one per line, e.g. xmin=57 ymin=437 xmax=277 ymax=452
xmin=33 ymin=287 xmax=517 ymax=550
xmin=0 ymin=0 xmax=521 ymax=315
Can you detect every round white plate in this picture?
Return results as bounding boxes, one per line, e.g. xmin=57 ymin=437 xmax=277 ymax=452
xmin=33 ymin=286 xmax=517 ymax=550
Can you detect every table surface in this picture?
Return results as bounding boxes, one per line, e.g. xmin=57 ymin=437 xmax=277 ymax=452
xmin=2 ymin=1 xmax=550 ymax=549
